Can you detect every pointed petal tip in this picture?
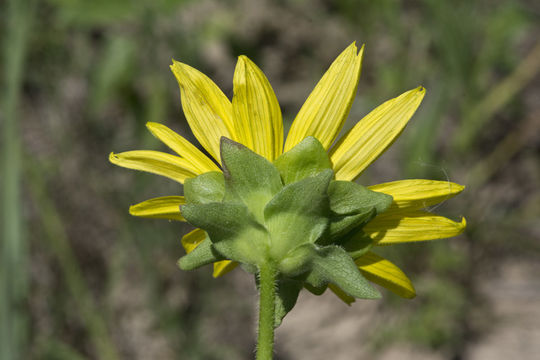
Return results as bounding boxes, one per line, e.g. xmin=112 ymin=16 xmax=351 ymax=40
xmin=145 ymin=121 xmax=159 ymax=132
xmin=109 ymin=152 xmax=119 ymax=163
xmin=128 ymin=205 xmax=137 ymax=216
xmin=145 ymin=121 xmax=166 ymax=136
xmin=358 ymin=44 xmax=365 ymax=57
xmin=237 ymin=54 xmax=250 ymax=65
xmin=346 ymin=41 xmax=364 ymax=58
xmin=451 ymin=183 xmax=466 ymax=196
xmin=169 ymin=60 xmax=182 ymax=72
xmin=219 ymin=136 xmax=235 ymax=147
xmin=403 ymin=291 xmax=417 ymax=299
xmin=460 ymin=217 xmax=467 ymax=230
xmin=170 ymin=58 xmax=184 ymax=67
xmin=236 ymin=55 xmax=260 ymax=71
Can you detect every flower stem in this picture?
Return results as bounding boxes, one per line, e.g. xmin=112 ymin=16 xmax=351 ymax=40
xmin=256 ymin=262 xmax=276 ymax=360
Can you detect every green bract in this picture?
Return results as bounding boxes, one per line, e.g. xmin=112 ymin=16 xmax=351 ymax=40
xmin=179 ymin=136 xmax=393 ymax=325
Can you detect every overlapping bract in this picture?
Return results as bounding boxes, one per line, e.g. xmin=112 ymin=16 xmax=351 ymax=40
xmin=180 ymin=137 xmax=389 ymax=324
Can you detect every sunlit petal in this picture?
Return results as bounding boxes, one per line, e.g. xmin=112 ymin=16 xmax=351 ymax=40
xmin=146 ymin=122 xmax=219 ymax=173
xmin=232 ymin=56 xmax=283 ymax=160
xmin=369 ymin=179 xmax=465 ymax=210
xmin=330 ymin=87 xmax=425 ymax=181
xmin=355 ymin=252 xmax=415 ymax=299
xmin=129 ymin=196 xmax=185 ymax=221
xmin=364 ymin=210 xmax=466 ymax=244
xmin=109 ymin=151 xmax=199 ymax=183
xmin=170 ymin=61 xmax=235 ymax=162
xmin=285 ymin=43 xmax=363 ymax=151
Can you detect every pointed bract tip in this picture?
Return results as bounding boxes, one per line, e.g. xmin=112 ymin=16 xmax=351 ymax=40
xmin=219 ymin=136 xmax=235 ymax=147
xmin=220 ymin=136 xmax=247 ymax=150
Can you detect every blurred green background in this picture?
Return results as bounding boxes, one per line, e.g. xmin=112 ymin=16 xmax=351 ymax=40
xmin=1 ymin=0 xmax=539 ymax=359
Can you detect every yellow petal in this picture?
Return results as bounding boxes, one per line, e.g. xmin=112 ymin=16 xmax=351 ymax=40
xmin=146 ymin=122 xmax=220 ymax=173
xmin=129 ymin=196 xmax=186 ymax=221
xmin=329 ymin=283 xmax=355 ymax=305
xmin=330 ymin=87 xmax=426 ymax=181
xmin=232 ymin=56 xmax=283 ymax=160
xmin=355 ymin=252 xmax=416 ymax=299
xmin=109 ymin=150 xmax=199 ymax=184
xmin=213 ymin=260 xmax=238 ymax=278
xmin=170 ymin=61 xmax=235 ymax=162
xmin=284 ymin=43 xmax=363 ymax=151
xmin=369 ymin=180 xmax=465 ymax=210
xmin=364 ymin=210 xmax=466 ymax=245
xmin=181 ymin=228 xmax=206 ymax=253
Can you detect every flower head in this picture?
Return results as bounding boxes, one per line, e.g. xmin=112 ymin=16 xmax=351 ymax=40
xmin=110 ymin=43 xmax=465 ymax=320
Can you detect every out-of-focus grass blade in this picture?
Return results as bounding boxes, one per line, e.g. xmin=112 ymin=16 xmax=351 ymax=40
xmin=26 ymin=160 xmax=120 ymax=360
xmin=89 ymin=36 xmax=135 ymax=115
xmin=36 ymin=339 xmax=87 ymax=360
xmin=453 ymin=41 xmax=540 ymax=152
xmin=1 ymin=0 xmax=34 ymax=358
xmin=403 ymin=87 xmax=448 ymax=178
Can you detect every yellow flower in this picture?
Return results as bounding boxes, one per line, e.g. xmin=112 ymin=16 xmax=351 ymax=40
xmin=110 ymin=42 xmax=465 ymax=301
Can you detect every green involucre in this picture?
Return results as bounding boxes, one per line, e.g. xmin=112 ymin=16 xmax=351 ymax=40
xmin=179 ymin=136 xmax=393 ymax=323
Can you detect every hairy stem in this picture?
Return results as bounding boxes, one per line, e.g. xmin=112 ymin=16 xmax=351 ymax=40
xmin=256 ymin=263 xmax=276 ymax=360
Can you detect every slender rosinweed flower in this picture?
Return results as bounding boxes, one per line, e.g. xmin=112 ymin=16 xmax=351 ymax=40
xmin=110 ymin=43 xmax=466 ymax=349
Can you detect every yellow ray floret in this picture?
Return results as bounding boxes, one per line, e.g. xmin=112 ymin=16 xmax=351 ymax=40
xmin=212 ymin=260 xmax=238 ymax=278
xmin=355 ymin=251 xmax=416 ymax=299
xmin=146 ymin=122 xmax=219 ymax=173
xmin=330 ymin=87 xmax=425 ymax=181
xmin=170 ymin=61 xmax=235 ymax=163
xmin=109 ymin=150 xmax=200 ymax=184
xmin=129 ymin=196 xmax=186 ymax=221
xmin=364 ymin=210 xmax=466 ymax=245
xmin=369 ymin=179 xmax=465 ymax=210
xmin=232 ymin=56 xmax=283 ymax=161
xmin=181 ymin=228 xmax=207 ymax=253
xmin=285 ymin=42 xmax=364 ymax=151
